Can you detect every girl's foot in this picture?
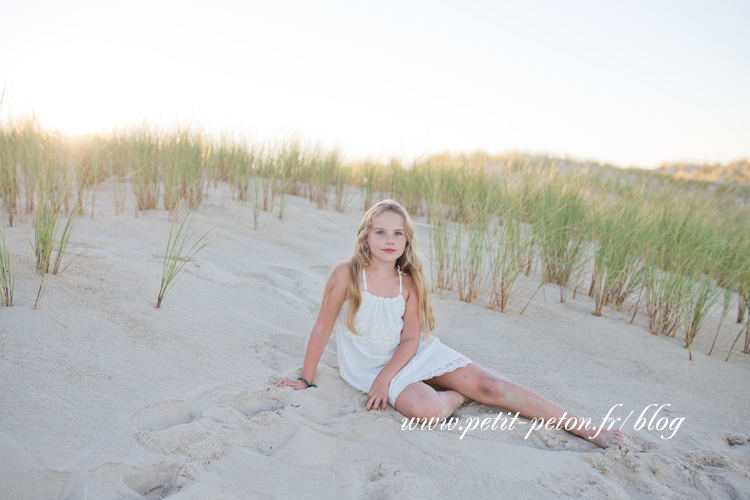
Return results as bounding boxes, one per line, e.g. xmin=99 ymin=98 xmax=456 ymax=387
xmin=587 ymin=428 xmax=624 ymax=449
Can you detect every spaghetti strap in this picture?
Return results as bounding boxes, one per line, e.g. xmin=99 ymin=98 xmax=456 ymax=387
xmin=363 ymin=267 xmax=402 ymax=295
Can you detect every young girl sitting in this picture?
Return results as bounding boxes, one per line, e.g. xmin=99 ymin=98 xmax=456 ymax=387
xmin=276 ymin=199 xmax=623 ymax=448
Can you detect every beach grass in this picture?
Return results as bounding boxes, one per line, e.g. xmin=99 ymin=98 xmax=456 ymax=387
xmin=0 ymin=124 xmax=19 ymax=226
xmin=51 ymin=198 xmax=82 ymax=275
xmin=0 ymin=118 xmax=748 ymax=358
xmin=128 ymin=125 xmax=161 ymax=215
xmin=591 ymin=198 xmax=645 ymax=316
xmin=487 ymin=182 xmax=529 ymax=312
xmin=33 ymin=196 xmax=61 ymax=309
xmin=156 ymin=202 xmax=221 ymax=308
xmin=529 ymin=171 xmax=588 ymax=303
xmin=162 ymin=128 xmax=206 ymax=213
xmin=0 ymin=209 xmax=13 ymax=306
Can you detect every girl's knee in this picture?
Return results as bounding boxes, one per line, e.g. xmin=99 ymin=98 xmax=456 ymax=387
xmin=478 ymin=375 xmax=509 ymax=400
xmin=398 ymin=396 xmax=445 ymax=421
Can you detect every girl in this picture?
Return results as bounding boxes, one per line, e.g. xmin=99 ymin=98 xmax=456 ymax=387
xmin=277 ymin=200 xmax=623 ymax=448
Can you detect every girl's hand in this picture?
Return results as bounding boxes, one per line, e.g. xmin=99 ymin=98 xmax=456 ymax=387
xmin=275 ymin=377 xmax=309 ymax=390
xmin=366 ymin=375 xmax=390 ymax=411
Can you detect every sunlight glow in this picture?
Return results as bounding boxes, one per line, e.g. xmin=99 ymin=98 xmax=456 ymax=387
xmin=1 ymin=0 xmax=748 ymax=167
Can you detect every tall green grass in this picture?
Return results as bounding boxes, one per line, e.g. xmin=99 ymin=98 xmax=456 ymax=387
xmin=162 ymin=128 xmax=206 ymax=212
xmin=332 ymin=157 xmax=352 ymax=213
xmin=33 ymin=196 xmax=61 ymax=309
xmin=487 ymin=184 xmax=529 ymax=312
xmin=0 ymin=209 xmax=13 ymax=306
xmin=453 ymin=188 xmax=492 ymax=304
xmin=591 ymin=199 xmax=645 ymax=316
xmin=18 ymin=120 xmax=44 ymax=216
xmin=277 ymin=140 xmax=303 ymax=219
xmin=529 ymin=172 xmax=588 ymax=303
xmin=156 ymin=202 xmax=224 ymax=308
xmin=309 ymin=149 xmax=333 ymax=209
xmin=0 ymin=125 xmax=18 ymax=226
xmin=358 ymin=160 xmax=379 ymax=211
xmin=128 ymin=126 xmax=161 ymax=214
xmin=1 ymin=118 xmax=748 ymax=359
xmin=51 ymin=198 xmax=82 ymax=275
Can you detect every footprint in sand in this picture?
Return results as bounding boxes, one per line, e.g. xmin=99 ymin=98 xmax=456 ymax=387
xmin=130 ymin=386 xmax=295 ymax=463
xmin=688 ymin=449 xmax=729 ymax=469
xmin=230 ymin=394 xmax=298 ymax=457
xmin=230 ymin=395 xmax=284 ymax=420
xmin=359 ymin=461 xmax=441 ymax=499
xmin=726 ymin=432 xmax=750 ymax=446
xmin=266 ymin=265 xmax=306 ymax=288
xmin=130 ymin=397 xmax=250 ymax=461
xmin=265 ymin=265 xmax=315 ymax=302
xmin=123 ymin=459 xmax=186 ymax=500
xmin=362 ymin=462 xmax=401 ymax=499
xmin=130 ymin=399 xmax=199 ymax=433
xmin=71 ymin=460 xmax=188 ymax=500
xmin=546 ymin=471 xmax=619 ymax=497
xmin=533 ymin=431 xmax=575 ymax=451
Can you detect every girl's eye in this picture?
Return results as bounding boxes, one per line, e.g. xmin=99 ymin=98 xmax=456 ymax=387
xmin=376 ymin=231 xmax=384 ymax=235
xmin=395 ymin=232 xmax=403 ymax=236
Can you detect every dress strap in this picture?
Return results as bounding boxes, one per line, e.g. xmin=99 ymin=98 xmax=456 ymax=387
xmin=362 ymin=268 xmax=368 ymax=292
xmin=397 ymin=266 xmax=403 ymax=294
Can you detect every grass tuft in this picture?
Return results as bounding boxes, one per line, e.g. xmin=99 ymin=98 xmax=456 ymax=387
xmin=0 ymin=210 xmax=13 ymax=306
xmin=156 ymin=202 xmax=224 ymax=308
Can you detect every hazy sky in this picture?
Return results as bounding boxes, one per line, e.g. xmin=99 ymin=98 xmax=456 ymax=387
xmin=1 ymin=0 xmax=748 ymax=167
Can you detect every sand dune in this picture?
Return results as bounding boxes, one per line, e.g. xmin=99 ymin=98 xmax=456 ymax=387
xmin=1 ymin=188 xmax=749 ymax=499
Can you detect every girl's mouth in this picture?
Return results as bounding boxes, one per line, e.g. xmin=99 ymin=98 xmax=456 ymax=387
xmin=382 ymin=249 xmax=396 ymax=253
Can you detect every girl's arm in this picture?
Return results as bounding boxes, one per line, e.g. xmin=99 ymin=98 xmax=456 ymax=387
xmin=276 ymin=262 xmax=349 ymax=390
xmin=366 ymin=275 xmax=421 ymax=410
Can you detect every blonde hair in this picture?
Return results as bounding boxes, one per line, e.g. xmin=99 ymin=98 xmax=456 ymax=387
xmin=345 ymin=199 xmax=435 ymax=336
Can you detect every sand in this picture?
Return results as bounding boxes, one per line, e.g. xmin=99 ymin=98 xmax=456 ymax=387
xmin=1 ymin=186 xmax=749 ymax=499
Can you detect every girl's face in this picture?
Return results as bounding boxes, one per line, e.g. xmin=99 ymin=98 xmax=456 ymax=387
xmin=365 ymin=211 xmax=407 ymax=265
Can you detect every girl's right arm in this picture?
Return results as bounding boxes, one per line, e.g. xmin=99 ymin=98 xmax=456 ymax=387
xmin=275 ymin=262 xmax=350 ymax=390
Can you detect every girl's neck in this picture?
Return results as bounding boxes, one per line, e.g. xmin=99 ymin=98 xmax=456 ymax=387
xmin=365 ymin=262 xmax=398 ymax=277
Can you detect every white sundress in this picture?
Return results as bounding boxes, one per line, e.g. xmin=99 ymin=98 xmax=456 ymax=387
xmin=335 ymin=268 xmax=472 ymax=406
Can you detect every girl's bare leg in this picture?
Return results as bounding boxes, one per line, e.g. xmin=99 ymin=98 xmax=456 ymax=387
xmin=393 ymin=381 xmax=466 ymax=421
xmin=429 ymin=364 xmax=623 ymax=448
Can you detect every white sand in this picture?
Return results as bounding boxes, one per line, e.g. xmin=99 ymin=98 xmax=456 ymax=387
xmin=1 ymin=187 xmax=749 ymax=499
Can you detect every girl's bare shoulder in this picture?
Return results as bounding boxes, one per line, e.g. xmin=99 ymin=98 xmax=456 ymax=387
xmin=332 ymin=261 xmax=352 ymax=281
xmin=328 ymin=261 xmax=352 ymax=295
xmin=401 ymin=272 xmax=417 ymax=299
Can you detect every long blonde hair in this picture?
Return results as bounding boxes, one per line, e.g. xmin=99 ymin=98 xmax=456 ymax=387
xmin=345 ymin=199 xmax=435 ymax=336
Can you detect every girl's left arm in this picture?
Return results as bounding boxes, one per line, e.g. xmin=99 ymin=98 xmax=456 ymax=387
xmin=366 ymin=276 xmax=421 ymax=410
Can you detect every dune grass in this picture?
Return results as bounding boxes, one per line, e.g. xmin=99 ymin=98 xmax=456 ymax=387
xmin=33 ymin=197 xmax=61 ymax=309
xmin=358 ymin=160 xmax=380 ymax=211
xmin=591 ymin=198 xmax=645 ymax=316
xmin=487 ymin=184 xmax=529 ymax=312
xmin=18 ymin=120 xmax=44 ymax=216
xmin=454 ymin=199 xmax=491 ymax=304
xmin=0 ymin=210 xmax=13 ymax=307
xmin=128 ymin=126 xmax=161 ymax=215
xmin=162 ymin=128 xmax=206 ymax=212
xmin=51 ymin=198 xmax=83 ymax=275
xmin=529 ymin=172 xmax=588 ymax=303
xmin=332 ymin=157 xmax=353 ymax=213
xmin=156 ymin=202 xmax=223 ymax=308
xmin=1 ymin=118 xmax=748 ymax=359
xmin=726 ymin=246 xmax=750 ymax=360
xmin=0 ymin=126 xmax=18 ymax=226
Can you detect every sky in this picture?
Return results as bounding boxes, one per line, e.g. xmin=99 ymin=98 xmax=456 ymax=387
xmin=1 ymin=0 xmax=748 ymax=168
